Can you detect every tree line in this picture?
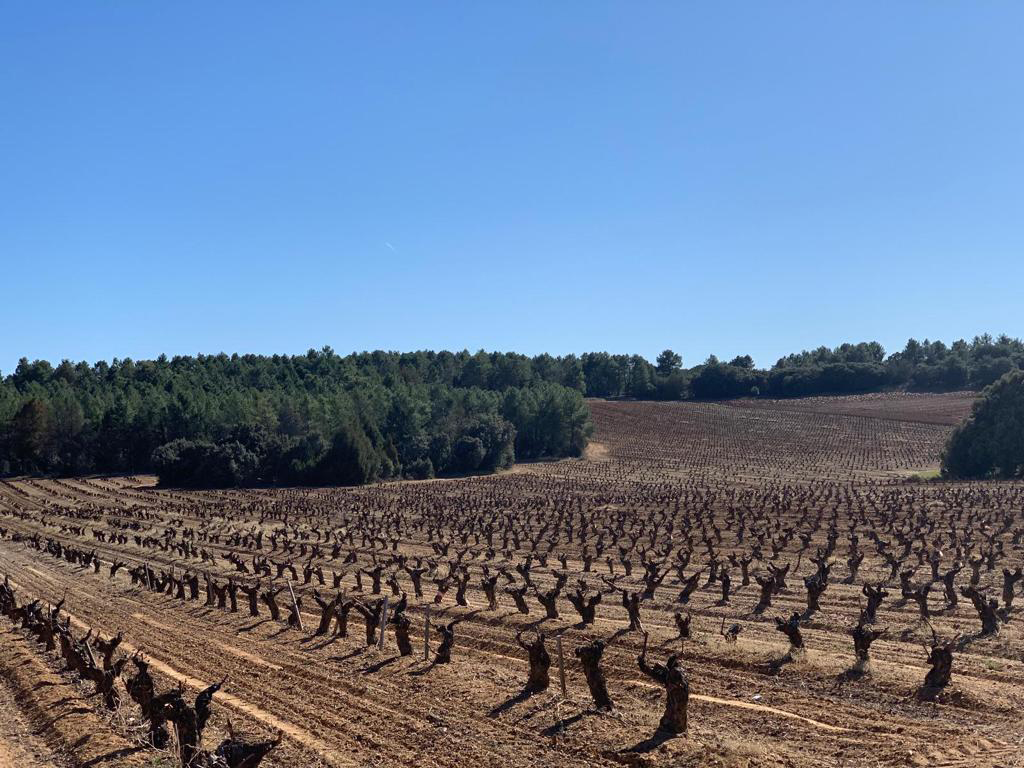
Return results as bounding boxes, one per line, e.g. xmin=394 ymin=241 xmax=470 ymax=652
xmin=580 ymin=334 xmax=1023 ymax=401
xmin=0 ymin=349 xmax=591 ymax=485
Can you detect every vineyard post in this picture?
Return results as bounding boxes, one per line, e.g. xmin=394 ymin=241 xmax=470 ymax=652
xmin=286 ymin=579 xmax=304 ymax=632
xmin=423 ymin=606 xmax=430 ymax=660
xmin=556 ymin=635 xmax=567 ymax=697
xmin=378 ymin=596 xmax=389 ymax=650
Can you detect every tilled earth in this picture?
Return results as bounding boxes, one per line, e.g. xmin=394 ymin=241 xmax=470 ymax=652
xmin=1 ymin=393 xmax=1022 ymax=768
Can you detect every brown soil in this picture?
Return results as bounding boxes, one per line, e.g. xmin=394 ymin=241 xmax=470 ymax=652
xmin=0 ymin=664 xmax=69 ymax=768
xmin=0 ymin=624 xmax=147 ymax=768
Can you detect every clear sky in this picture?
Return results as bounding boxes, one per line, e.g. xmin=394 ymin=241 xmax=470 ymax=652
xmin=2 ymin=3 xmax=1022 ymax=374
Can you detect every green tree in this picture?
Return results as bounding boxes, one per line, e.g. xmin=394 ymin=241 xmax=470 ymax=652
xmin=50 ymin=394 xmax=86 ymax=473
xmin=942 ymin=370 xmax=1024 ymax=478
xmin=451 ymin=435 xmax=486 ymax=472
xmin=655 ymin=349 xmax=682 ymax=375
xmin=11 ymin=398 xmax=52 ymax=472
xmin=729 ymin=355 xmax=755 ymax=369
xmin=315 ymin=420 xmax=380 ymax=485
xmin=626 ymin=356 xmax=655 ymax=398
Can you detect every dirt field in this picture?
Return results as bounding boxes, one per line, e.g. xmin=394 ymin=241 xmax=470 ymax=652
xmin=727 ymin=392 xmax=976 ymax=427
xmin=0 ymin=655 xmax=70 ymax=768
xmin=1 ymin=392 xmax=1023 ymax=768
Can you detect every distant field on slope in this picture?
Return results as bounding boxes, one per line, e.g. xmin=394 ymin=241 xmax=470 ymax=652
xmin=726 ymin=390 xmax=976 ymax=426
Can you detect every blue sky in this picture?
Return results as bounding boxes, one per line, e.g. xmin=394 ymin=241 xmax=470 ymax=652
xmin=2 ymin=3 xmax=1022 ymax=373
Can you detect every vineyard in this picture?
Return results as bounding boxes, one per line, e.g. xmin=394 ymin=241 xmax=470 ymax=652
xmin=1 ymin=392 xmax=1022 ymax=768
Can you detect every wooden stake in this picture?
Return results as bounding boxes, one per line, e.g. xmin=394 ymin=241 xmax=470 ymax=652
xmin=423 ymin=606 xmax=431 ymax=660
xmin=378 ymin=597 xmax=389 ymax=650
xmin=556 ymin=635 xmax=567 ymax=697
xmin=286 ymin=580 xmax=304 ymax=632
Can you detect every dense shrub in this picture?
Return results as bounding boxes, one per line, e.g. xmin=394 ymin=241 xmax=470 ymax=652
xmin=690 ymin=362 xmax=765 ymax=400
xmin=151 ymin=439 xmax=259 ymax=488
xmin=942 ymin=371 xmax=1024 ymax=479
xmin=766 ymin=362 xmax=890 ymax=398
